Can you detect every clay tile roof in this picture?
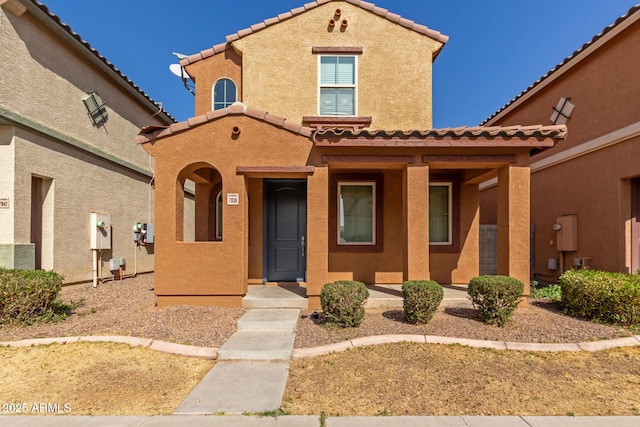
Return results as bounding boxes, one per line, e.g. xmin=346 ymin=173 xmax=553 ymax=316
xmin=27 ymin=1 xmax=175 ymax=123
xmin=483 ymin=3 xmax=640 ymax=125
xmin=135 ymin=103 xmax=314 ymax=144
xmin=314 ymin=124 xmax=568 ymax=140
xmin=181 ymin=0 xmax=449 ymax=66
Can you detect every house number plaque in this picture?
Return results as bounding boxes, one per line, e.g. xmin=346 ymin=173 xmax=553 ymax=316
xmin=227 ymin=193 xmax=239 ymax=205
xmin=0 ymin=198 xmax=8 ymax=209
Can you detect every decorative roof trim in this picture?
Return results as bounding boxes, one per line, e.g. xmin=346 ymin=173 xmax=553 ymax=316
xmin=483 ymin=4 xmax=640 ymax=125
xmin=312 ymin=125 xmax=567 ymax=147
xmin=23 ymin=1 xmax=174 ymax=123
xmin=135 ymin=102 xmax=314 ymax=144
xmin=180 ymin=0 xmax=448 ymax=66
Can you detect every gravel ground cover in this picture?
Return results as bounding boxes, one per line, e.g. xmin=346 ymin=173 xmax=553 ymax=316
xmin=0 ymin=273 xmax=636 ymax=348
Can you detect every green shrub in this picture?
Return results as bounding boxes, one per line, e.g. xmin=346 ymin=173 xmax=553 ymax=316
xmin=402 ymin=280 xmax=443 ymax=324
xmin=559 ymin=270 xmax=640 ymax=327
xmin=0 ymin=268 xmax=64 ymax=325
xmin=530 ymin=281 xmax=562 ymax=301
xmin=320 ymin=280 xmax=369 ymax=327
xmin=468 ymin=275 xmax=523 ymax=327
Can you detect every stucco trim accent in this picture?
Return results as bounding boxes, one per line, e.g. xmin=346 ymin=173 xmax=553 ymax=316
xmin=322 ymin=155 xmax=415 ymax=164
xmin=312 ymin=46 xmax=363 ymax=54
xmin=0 ymin=105 xmax=153 ymax=179
xmin=479 ymin=120 xmax=640 ymax=190
xmin=303 ymin=116 xmax=372 ymax=131
xmin=236 ymin=166 xmax=315 ymax=175
xmin=423 ymin=155 xmax=517 ymax=164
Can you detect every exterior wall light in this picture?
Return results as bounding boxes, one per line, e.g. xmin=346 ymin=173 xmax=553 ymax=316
xmin=551 ymin=97 xmax=575 ymax=125
xmin=83 ymin=92 xmax=108 ymax=125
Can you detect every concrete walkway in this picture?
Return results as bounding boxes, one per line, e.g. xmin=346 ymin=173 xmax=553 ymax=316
xmin=174 ymin=308 xmax=299 ymax=415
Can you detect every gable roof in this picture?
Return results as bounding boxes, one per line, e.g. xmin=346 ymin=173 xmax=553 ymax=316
xmin=14 ymin=0 xmax=175 ymax=123
xmin=136 ymin=102 xmax=566 ymax=147
xmin=180 ymin=0 xmax=449 ymax=67
xmin=483 ymin=3 xmax=640 ymax=125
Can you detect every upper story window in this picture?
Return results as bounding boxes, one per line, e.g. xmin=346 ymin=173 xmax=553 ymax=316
xmin=212 ymin=78 xmax=237 ymax=110
xmin=319 ymin=56 xmax=356 ymax=116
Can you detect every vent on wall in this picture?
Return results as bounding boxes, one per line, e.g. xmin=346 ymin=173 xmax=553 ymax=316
xmin=83 ymin=92 xmax=108 ymax=125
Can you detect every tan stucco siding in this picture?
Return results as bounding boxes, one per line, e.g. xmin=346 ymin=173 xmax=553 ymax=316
xmin=231 ymin=2 xmax=440 ymax=129
xmin=11 ymin=128 xmax=155 ymax=282
xmin=0 ymin=10 xmax=163 ymax=170
xmin=0 ymin=127 xmax=16 ymax=243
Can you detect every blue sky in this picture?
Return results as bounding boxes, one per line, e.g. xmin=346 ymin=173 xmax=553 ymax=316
xmin=43 ymin=0 xmax=639 ymax=127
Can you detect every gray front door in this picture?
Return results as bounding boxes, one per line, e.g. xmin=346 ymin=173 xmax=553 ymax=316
xmin=265 ymin=180 xmax=307 ymax=282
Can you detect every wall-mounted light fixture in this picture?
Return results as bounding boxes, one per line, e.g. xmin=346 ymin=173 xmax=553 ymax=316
xmin=83 ymin=92 xmax=108 ymax=125
xmin=550 ymin=97 xmax=575 ymax=125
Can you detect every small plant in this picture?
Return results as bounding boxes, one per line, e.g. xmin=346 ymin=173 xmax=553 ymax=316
xmin=560 ymin=269 xmax=640 ymax=327
xmin=402 ymin=280 xmax=443 ymax=324
xmin=468 ymin=275 xmax=523 ymax=327
xmin=0 ymin=268 xmax=64 ymax=325
xmin=320 ymin=280 xmax=369 ymax=327
xmin=530 ymin=281 xmax=562 ymax=301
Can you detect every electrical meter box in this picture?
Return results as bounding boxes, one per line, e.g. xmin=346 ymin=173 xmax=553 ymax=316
xmin=556 ymin=215 xmax=578 ymax=252
xmin=133 ymin=222 xmax=154 ymax=244
xmin=90 ymin=212 xmax=111 ymax=250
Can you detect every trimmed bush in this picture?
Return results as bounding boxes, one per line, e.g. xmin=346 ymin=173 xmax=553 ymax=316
xmin=560 ymin=269 xmax=640 ymax=327
xmin=320 ymin=280 xmax=369 ymax=327
xmin=402 ymin=280 xmax=443 ymax=324
xmin=0 ymin=268 xmax=64 ymax=324
xmin=468 ymin=275 xmax=523 ymax=327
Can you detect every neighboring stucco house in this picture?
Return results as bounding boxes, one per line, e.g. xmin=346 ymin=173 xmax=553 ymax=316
xmin=480 ymin=4 xmax=640 ymax=281
xmin=0 ymin=0 xmax=173 ymax=283
xmin=137 ymin=0 xmax=566 ymax=308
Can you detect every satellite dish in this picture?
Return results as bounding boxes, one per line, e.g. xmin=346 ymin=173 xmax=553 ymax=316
xmin=169 ymin=63 xmax=190 ymax=79
xmin=168 ymin=63 xmax=194 ymax=95
xmin=172 ymin=52 xmax=188 ymax=60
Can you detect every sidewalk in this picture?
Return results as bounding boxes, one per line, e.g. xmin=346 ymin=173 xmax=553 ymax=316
xmin=3 ymin=415 xmax=639 ymax=426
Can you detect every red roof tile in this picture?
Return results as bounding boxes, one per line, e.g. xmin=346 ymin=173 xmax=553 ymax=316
xmin=135 ymin=103 xmax=314 ymax=144
xmin=180 ymin=0 xmax=449 ymax=67
xmin=483 ymin=4 xmax=640 ymax=125
xmin=314 ymin=125 xmax=568 ymax=141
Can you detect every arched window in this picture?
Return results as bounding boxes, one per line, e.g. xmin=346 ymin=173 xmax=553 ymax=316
xmin=213 ymin=78 xmax=237 ymax=110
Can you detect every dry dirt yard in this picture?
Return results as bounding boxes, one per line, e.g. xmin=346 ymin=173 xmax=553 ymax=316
xmin=1 ymin=274 xmax=639 ymax=416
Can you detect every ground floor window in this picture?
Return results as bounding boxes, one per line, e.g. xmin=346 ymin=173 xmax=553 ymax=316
xmin=338 ymin=182 xmax=375 ymax=245
xmin=330 ymin=173 xmax=383 ymax=252
xmin=429 ymin=183 xmax=452 ymax=245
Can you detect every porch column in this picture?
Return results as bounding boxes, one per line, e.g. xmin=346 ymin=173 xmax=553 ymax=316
xmin=405 ymin=164 xmax=430 ymax=280
xmin=306 ymin=166 xmax=329 ymax=309
xmin=497 ymin=160 xmax=530 ymax=296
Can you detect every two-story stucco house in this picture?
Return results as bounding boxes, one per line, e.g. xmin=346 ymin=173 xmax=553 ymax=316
xmin=136 ymin=0 xmax=566 ymax=309
xmin=480 ymin=4 xmax=640 ymax=281
xmin=0 ymin=0 xmax=173 ymax=283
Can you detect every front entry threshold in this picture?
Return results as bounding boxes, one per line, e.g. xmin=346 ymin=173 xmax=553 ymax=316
xmin=243 ymin=285 xmax=308 ymax=309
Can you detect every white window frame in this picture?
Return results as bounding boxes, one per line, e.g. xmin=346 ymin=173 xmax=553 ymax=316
xmin=337 ymin=181 xmax=375 ymax=245
xmin=318 ymin=55 xmax=358 ymax=116
xmin=212 ymin=77 xmax=237 ymax=111
xmin=429 ymin=183 xmax=453 ymax=245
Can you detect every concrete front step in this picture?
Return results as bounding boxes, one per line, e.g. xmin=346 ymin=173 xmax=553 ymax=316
xmin=237 ymin=308 xmax=300 ymax=330
xmin=217 ymin=330 xmax=296 ymax=361
xmin=243 ymin=285 xmax=308 ymax=309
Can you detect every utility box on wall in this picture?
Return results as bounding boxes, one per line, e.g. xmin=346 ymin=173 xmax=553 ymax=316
xmin=90 ymin=212 xmax=111 ymax=250
xmin=556 ymin=215 xmax=577 ymax=252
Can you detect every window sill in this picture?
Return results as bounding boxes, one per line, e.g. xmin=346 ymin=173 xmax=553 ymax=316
xmin=303 ymin=116 xmax=372 ymax=131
